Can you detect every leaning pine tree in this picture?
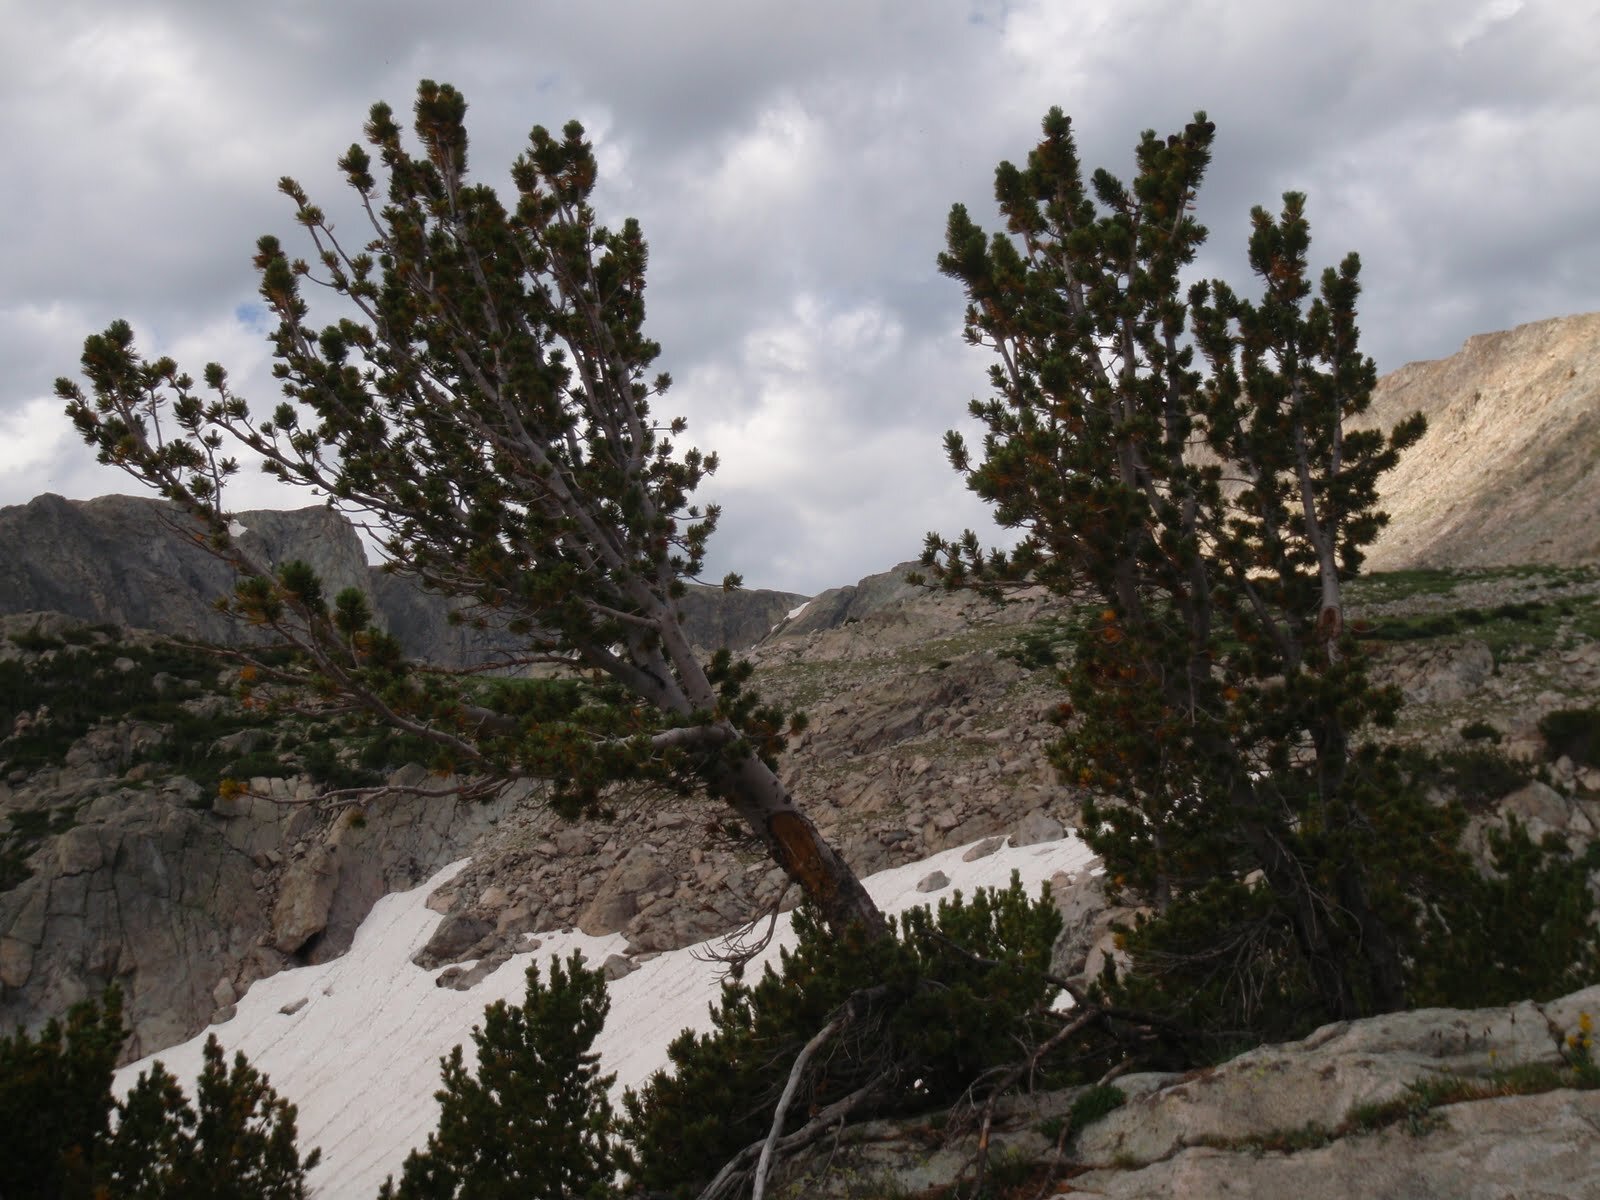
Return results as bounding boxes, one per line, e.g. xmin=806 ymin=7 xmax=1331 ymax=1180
xmin=927 ymin=108 xmax=1481 ymax=1039
xmin=58 ymin=81 xmax=884 ymax=939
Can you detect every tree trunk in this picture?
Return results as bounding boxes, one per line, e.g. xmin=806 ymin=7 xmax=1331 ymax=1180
xmin=708 ymin=751 xmax=890 ymax=942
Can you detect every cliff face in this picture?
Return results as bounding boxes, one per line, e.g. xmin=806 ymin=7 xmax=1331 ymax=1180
xmin=0 ymin=494 xmax=810 ymax=661
xmin=0 ymin=494 xmax=371 ymax=645
xmin=1360 ymin=310 xmax=1600 ymax=570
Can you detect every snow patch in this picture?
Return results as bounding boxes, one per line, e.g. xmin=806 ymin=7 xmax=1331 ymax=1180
xmin=116 ymin=836 xmax=1095 ymax=1198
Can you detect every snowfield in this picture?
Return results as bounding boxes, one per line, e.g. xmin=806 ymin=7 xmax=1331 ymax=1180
xmin=116 ymin=833 xmax=1096 ymax=1198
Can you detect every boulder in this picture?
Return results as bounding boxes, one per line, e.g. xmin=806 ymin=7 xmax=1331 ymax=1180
xmin=1048 ymin=865 xmax=1130 ymax=986
xmin=413 ymin=912 xmax=494 ymax=969
xmin=577 ymin=845 xmax=673 ymax=936
xmin=270 ymin=843 xmax=339 ymax=954
xmin=1012 ymin=809 xmax=1065 ymax=847
xmin=1375 ymin=638 xmax=1495 ymax=705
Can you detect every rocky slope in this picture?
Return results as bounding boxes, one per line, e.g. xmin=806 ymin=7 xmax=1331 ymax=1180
xmin=1360 ymin=310 xmax=1600 ymax=570
xmin=0 ymin=612 xmax=532 ymax=1060
xmin=9 ymin=553 xmax=1597 ymax=1063
xmin=3 ymin=310 xmax=1600 ymax=1106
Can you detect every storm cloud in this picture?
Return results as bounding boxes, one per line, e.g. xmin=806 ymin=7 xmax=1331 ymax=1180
xmin=4 ymin=0 xmax=1594 ymax=592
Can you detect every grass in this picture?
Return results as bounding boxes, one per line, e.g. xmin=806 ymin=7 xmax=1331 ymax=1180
xmin=1348 ymin=564 xmax=1600 ymax=662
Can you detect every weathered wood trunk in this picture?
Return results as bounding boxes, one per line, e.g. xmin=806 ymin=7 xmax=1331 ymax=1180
xmin=710 ymin=752 xmax=890 ymax=941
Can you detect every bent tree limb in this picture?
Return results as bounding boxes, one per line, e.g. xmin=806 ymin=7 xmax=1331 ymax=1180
xmin=750 ymin=1011 xmax=850 ymax=1200
xmin=698 ymin=987 xmax=893 ymax=1200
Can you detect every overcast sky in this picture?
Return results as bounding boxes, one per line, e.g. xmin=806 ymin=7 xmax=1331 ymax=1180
xmin=4 ymin=0 xmax=1597 ymax=594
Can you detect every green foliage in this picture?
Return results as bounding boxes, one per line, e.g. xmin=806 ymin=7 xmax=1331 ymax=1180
xmin=0 ymin=991 xmax=317 ymax=1199
xmin=1345 ymin=1047 xmax=1600 ymax=1141
xmin=926 ymin=107 xmax=1600 ymax=1059
xmin=380 ymin=953 xmax=615 ymax=1200
xmin=1459 ymin=720 xmax=1501 ymax=744
xmin=1000 ymin=619 xmax=1076 ymax=671
xmin=0 ymin=629 xmax=229 ymax=774
xmin=621 ymin=879 xmax=1070 ymax=1197
xmin=11 ymin=624 xmax=66 ymax=653
xmin=57 ymin=79 xmax=879 ymax=934
xmin=1538 ymin=707 xmax=1600 ymax=768
xmin=298 ymin=740 xmax=381 ymax=790
xmin=110 ymin=1037 xmax=321 ymax=1199
xmin=1066 ymin=1084 xmax=1127 ymax=1131
xmin=1424 ymin=745 xmax=1531 ymax=811
xmin=0 ymin=989 xmax=125 ymax=1198
xmin=929 ymin=107 xmax=1435 ymax=1042
xmin=1410 ymin=818 xmax=1600 ymax=1009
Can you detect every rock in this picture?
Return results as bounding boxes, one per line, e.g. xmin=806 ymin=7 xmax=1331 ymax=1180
xmin=601 ymin=953 xmax=639 ymax=981
xmin=577 ymin=846 xmax=673 ymax=936
xmin=624 ymin=906 xmax=729 ymax=954
xmin=214 ymin=728 xmax=270 ymax=756
xmin=1500 ymin=780 xmax=1572 ymax=832
xmin=436 ymin=950 xmax=511 ymax=991
xmin=269 ymin=844 xmax=339 ymax=954
xmin=412 ymin=912 xmax=493 ymax=969
xmin=1070 ymin=1089 xmax=1600 ymax=1198
xmin=1376 ymin=639 xmax=1495 ymax=705
xmin=0 ymin=797 xmax=266 ymax=1061
xmin=1359 ymin=311 xmax=1600 ymax=571
xmin=0 ymin=494 xmax=373 ymax=648
xmin=1075 ymin=994 xmax=1579 ymax=1170
xmin=279 ymin=997 xmax=308 ymax=1016
xmin=1050 ymin=868 xmax=1114 ymax=981
xmin=916 ymin=870 xmax=950 ymax=893
xmin=961 ymin=836 xmax=1006 ymax=862
xmin=1012 ymin=810 xmax=1065 ymax=847
xmin=774 ymin=983 xmax=1600 ymax=1199
xmin=1464 ymin=779 xmax=1583 ymax=863
xmin=553 ymin=828 xmax=590 ymax=856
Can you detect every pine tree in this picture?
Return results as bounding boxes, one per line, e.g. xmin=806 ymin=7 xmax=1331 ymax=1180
xmin=0 ymin=992 xmax=318 ymax=1198
xmin=0 ymin=989 xmax=125 ymax=1199
xmin=380 ymin=953 xmax=615 ymax=1200
xmin=927 ymin=108 xmax=1458 ymax=1037
xmin=57 ymin=80 xmax=883 ymax=940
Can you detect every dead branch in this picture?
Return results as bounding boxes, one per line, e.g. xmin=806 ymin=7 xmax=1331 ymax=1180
xmin=696 ymin=987 xmax=894 ymax=1200
xmin=750 ymin=1009 xmax=848 ymax=1200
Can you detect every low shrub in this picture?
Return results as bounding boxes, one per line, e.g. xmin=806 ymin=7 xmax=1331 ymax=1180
xmin=1432 ymin=746 xmax=1531 ymax=810
xmin=0 ymin=990 xmax=318 ymax=1198
xmin=1539 ymin=707 xmax=1600 ymax=768
xmin=620 ymin=878 xmax=1072 ymax=1197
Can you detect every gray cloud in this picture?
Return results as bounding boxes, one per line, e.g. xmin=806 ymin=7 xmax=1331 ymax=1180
xmin=5 ymin=0 xmax=1596 ymax=593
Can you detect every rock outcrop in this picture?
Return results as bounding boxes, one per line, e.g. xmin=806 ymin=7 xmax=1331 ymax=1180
xmin=0 ymin=612 xmax=530 ymax=1059
xmin=775 ymin=984 xmax=1600 ymax=1198
xmin=768 ymin=561 xmax=925 ymax=639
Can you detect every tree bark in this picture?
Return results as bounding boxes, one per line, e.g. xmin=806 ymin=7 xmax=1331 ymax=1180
xmin=708 ymin=751 xmax=889 ymax=942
